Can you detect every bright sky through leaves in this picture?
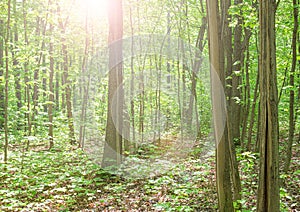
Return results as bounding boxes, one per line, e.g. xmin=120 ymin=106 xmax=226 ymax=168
xmin=76 ymin=0 xmax=107 ymax=20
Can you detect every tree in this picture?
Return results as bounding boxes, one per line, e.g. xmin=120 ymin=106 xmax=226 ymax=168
xmin=230 ymin=0 xmax=244 ymax=146
xmin=102 ymin=0 xmax=124 ymax=168
xmin=79 ymin=6 xmax=90 ymax=149
xmin=220 ymin=0 xmax=242 ymax=204
xmin=48 ymin=7 xmax=54 ymax=149
xmin=284 ymin=0 xmax=298 ymax=173
xmin=22 ymin=0 xmax=32 ymax=150
xmin=4 ymin=0 xmax=11 ymax=163
xmin=207 ymin=0 xmax=233 ymax=210
xmin=12 ymin=0 xmax=22 ymax=112
xmin=256 ymin=0 xmax=280 ymax=211
xmin=0 ymin=20 xmax=4 ymax=136
xmin=58 ymin=4 xmax=76 ymax=145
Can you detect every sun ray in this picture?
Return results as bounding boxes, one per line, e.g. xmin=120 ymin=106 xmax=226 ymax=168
xmin=76 ymin=0 xmax=107 ymax=20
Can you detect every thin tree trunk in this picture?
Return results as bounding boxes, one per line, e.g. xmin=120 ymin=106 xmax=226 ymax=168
xmin=32 ymin=17 xmax=41 ymax=119
xmin=136 ymin=5 xmax=144 ymax=147
xmin=42 ymin=54 xmax=47 ymax=112
xmin=48 ymin=10 xmax=54 ymax=149
xmin=186 ymin=17 xmax=206 ymax=129
xmin=4 ymin=0 xmax=11 ymax=163
xmin=55 ymin=65 xmax=60 ymax=110
xmin=284 ymin=0 xmax=298 ymax=173
xmin=23 ymin=0 xmax=32 ymax=150
xmin=246 ymin=68 xmax=259 ymax=151
xmin=297 ymin=61 xmax=300 ymax=144
xmin=230 ymin=0 xmax=243 ymax=146
xmin=79 ymin=9 xmax=90 ymax=148
xmin=32 ymin=3 xmax=49 ymax=129
xmin=12 ymin=0 xmax=22 ymax=112
xmin=128 ymin=6 xmax=135 ymax=152
xmin=241 ymin=33 xmax=251 ymax=147
xmin=278 ymin=66 xmax=289 ymax=102
xmin=58 ymin=6 xmax=76 ymax=145
xmin=0 ymin=20 xmax=4 ymax=134
xmin=139 ymin=68 xmax=145 ymax=144
xmin=154 ymin=55 xmax=162 ymax=143
xmin=177 ymin=1 xmax=183 ymax=141
xmin=64 ymin=48 xmax=76 ymax=145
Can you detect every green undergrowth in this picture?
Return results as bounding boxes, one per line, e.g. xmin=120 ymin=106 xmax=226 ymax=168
xmin=0 ymin=142 xmax=299 ymax=211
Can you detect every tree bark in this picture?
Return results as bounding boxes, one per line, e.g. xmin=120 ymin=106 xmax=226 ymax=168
xmin=55 ymin=64 xmax=60 ymax=110
xmin=102 ymin=0 xmax=124 ymax=168
xmin=127 ymin=6 xmax=135 ymax=152
xmin=207 ymin=0 xmax=234 ymax=211
xmin=31 ymin=17 xmax=41 ymax=131
xmin=0 ymin=20 xmax=4 ymax=134
xmin=23 ymin=0 xmax=32 ymax=150
xmin=284 ymin=0 xmax=298 ymax=173
xmin=58 ymin=6 xmax=76 ymax=145
xmin=42 ymin=54 xmax=47 ymax=112
xmin=4 ymin=0 xmax=11 ymax=163
xmin=230 ymin=0 xmax=244 ymax=146
xmin=221 ymin=0 xmax=242 ymax=204
xmin=256 ymin=0 xmax=280 ymax=211
xmin=48 ymin=20 xmax=54 ymax=150
xmin=241 ymin=33 xmax=251 ymax=148
xmin=12 ymin=0 xmax=22 ymax=112
xmin=246 ymin=71 xmax=259 ymax=151
xmin=186 ymin=17 xmax=207 ymax=131
xmin=64 ymin=48 xmax=76 ymax=145
xmin=79 ymin=9 xmax=90 ymax=148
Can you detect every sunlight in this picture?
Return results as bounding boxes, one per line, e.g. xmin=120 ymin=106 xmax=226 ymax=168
xmin=76 ymin=0 xmax=107 ymax=20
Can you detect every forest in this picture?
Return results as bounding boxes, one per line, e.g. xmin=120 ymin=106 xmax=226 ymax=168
xmin=0 ymin=0 xmax=299 ymax=211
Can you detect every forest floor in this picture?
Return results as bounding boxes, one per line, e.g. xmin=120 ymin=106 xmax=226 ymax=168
xmin=0 ymin=138 xmax=299 ymax=211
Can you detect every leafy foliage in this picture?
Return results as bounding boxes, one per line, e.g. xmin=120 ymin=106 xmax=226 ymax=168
xmin=0 ymin=141 xmax=299 ymax=210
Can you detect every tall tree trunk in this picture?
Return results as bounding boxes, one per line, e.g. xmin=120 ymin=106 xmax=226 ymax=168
xmin=48 ymin=20 xmax=54 ymax=150
xmin=12 ymin=0 xmax=22 ymax=112
xmin=154 ymin=56 xmax=162 ymax=143
xmin=186 ymin=16 xmax=207 ymax=131
xmin=138 ymin=68 xmax=145 ymax=144
xmin=256 ymin=0 xmax=280 ymax=211
xmin=4 ymin=0 xmax=11 ymax=163
xmin=32 ymin=4 xmax=49 ymax=129
xmin=297 ymin=37 xmax=300 ymax=144
xmin=23 ymin=0 xmax=32 ymax=150
xmin=241 ymin=36 xmax=251 ymax=147
xmin=284 ymin=0 xmax=298 ymax=173
xmin=42 ymin=54 xmax=47 ymax=112
xmin=55 ymin=64 xmax=60 ymax=110
xmin=32 ymin=17 xmax=41 ymax=132
xmin=58 ymin=6 xmax=76 ymax=145
xmin=207 ymin=0 xmax=233 ymax=211
xmin=240 ymin=28 xmax=252 ymax=148
xmin=246 ymin=71 xmax=259 ymax=151
xmin=0 ymin=20 xmax=4 ymax=134
xmin=79 ymin=9 xmax=90 ymax=148
xmin=230 ymin=0 xmax=244 ymax=146
xmin=64 ymin=45 xmax=76 ymax=145
xmin=127 ymin=6 xmax=135 ymax=152
xmin=165 ymin=11 xmax=172 ymax=131
xmin=221 ymin=0 xmax=242 ymax=204
xmin=102 ymin=0 xmax=124 ymax=168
